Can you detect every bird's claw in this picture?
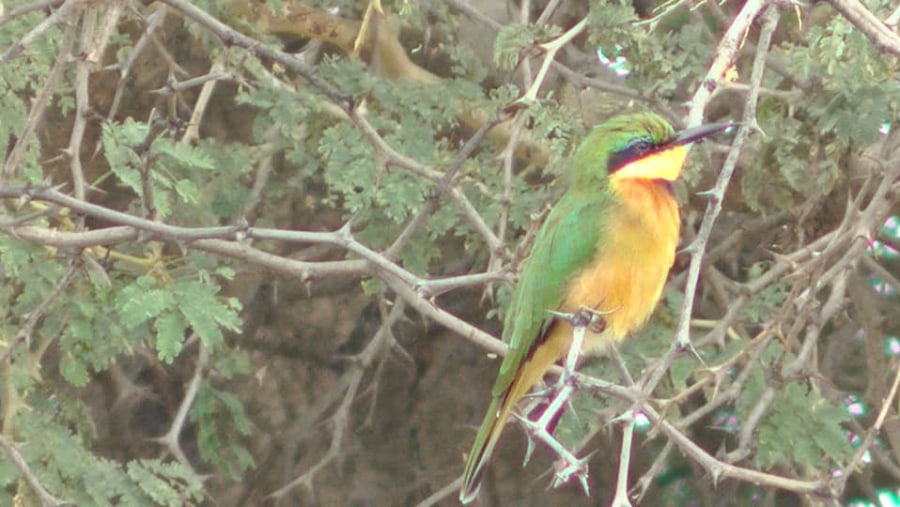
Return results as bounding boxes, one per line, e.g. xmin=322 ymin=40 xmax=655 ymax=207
xmin=546 ymin=308 xmax=607 ymax=333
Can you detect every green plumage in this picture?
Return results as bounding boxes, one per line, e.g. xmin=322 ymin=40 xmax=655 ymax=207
xmin=493 ymin=189 xmax=612 ymax=396
xmin=460 ymin=113 xmax=688 ymax=504
xmin=492 ymin=114 xmax=676 ymax=397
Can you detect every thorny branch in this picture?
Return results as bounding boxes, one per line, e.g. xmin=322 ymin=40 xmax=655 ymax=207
xmin=2 ymin=15 xmax=77 ymax=180
xmin=826 ymin=0 xmax=900 ymax=58
xmin=152 ymin=338 xmax=208 ymax=475
xmin=642 ymin=1 xmax=778 ymax=408
xmin=0 ymin=259 xmax=79 ymax=363
xmin=686 ymin=0 xmax=768 ymax=127
xmin=267 ymin=299 xmax=407 ymax=501
xmin=0 ymin=434 xmax=69 ymax=506
xmin=0 ymin=0 xmax=83 ymax=64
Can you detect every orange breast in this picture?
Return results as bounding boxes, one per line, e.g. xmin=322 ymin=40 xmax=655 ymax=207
xmin=561 ymin=178 xmax=680 ymax=354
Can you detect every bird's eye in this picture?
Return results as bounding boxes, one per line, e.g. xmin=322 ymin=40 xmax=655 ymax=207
xmin=631 ymin=139 xmax=653 ymax=155
xmin=608 ymin=137 xmax=658 ymax=173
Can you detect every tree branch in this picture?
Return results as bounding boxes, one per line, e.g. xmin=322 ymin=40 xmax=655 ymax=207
xmin=827 ymin=0 xmax=900 ymax=57
xmin=0 ymin=434 xmax=69 ymax=506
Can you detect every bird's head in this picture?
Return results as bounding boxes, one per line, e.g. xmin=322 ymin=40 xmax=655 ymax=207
xmin=573 ymin=113 xmax=732 ymax=186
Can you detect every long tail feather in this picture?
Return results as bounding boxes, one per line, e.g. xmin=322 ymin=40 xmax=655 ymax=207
xmin=459 ymin=325 xmax=570 ymax=503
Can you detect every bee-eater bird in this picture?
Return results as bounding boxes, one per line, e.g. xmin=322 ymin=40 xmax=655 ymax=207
xmin=459 ymin=113 xmax=731 ymax=503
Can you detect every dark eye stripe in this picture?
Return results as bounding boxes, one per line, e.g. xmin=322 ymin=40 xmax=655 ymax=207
xmin=607 ymin=137 xmax=658 ymax=173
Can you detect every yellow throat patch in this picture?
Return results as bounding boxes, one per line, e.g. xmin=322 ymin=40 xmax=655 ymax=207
xmin=612 ymin=145 xmax=688 ymax=182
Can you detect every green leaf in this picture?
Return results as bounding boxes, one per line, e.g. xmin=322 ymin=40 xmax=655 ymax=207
xmin=13 ymin=410 xmax=202 ymax=505
xmin=192 ymin=383 xmax=255 ymax=478
xmin=155 ymin=138 xmax=216 ymax=171
xmin=213 ymin=390 xmax=253 ymax=435
xmin=116 ymin=277 xmax=175 ymax=329
xmin=127 ymin=460 xmax=203 ymax=507
xmin=493 ymin=24 xmax=560 ymax=71
xmin=155 ymin=311 xmax=187 ymax=363
xmin=172 ymin=281 xmax=241 ymax=350
xmin=60 ymin=351 xmax=91 ymax=387
xmin=102 ymin=118 xmax=147 ymax=196
xmin=753 ymin=382 xmax=852 ymax=469
xmin=173 ymin=178 xmax=201 ymax=204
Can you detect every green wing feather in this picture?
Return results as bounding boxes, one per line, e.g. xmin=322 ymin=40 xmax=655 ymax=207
xmin=491 ymin=188 xmax=614 ymax=397
xmin=490 ymin=115 xmax=667 ymax=397
xmin=461 ymin=113 xmax=682 ymax=503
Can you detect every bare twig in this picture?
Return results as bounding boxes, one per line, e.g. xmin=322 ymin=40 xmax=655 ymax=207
xmin=414 ymin=477 xmax=462 ymax=507
xmin=152 ymin=339 xmax=208 ymax=475
xmin=685 ymin=6 xmax=777 ymax=343
xmin=640 ymin=5 xmax=778 ymax=402
xmin=445 ymin=0 xmax=641 ymax=99
xmin=382 ymin=272 xmax=503 ymax=355
xmin=887 ymin=3 xmax=900 ymax=27
xmin=267 ymin=299 xmax=406 ymax=500
xmin=0 ymin=434 xmax=70 ymax=506
xmin=0 ymin=0 xmax=65 ymax=30
xmin=827 ymin=0 xmax=900 ymax=57
xmin=0 ymin=0 xmax=83 ymax=64
xmin=183 ymin=57 xmax=225 ymax=143
xmin=0 ymin=184 xmax=506 ymax=314
xmin=630 ymin=441 xmax=674 ymax=502
xmin=236 ymin=143 xmax=277 ymax=223
xmin=346 ymin=108 xmax=504 ymax=253
xmin=0 ymin=259 xmax=79 ymax=362
xmin=574 ymin=374 xmax=832 ymax=497
xmin=610 ymin=411 xmax=635 ymax=507
xmin=517 ymin=17 xmax=588 ymax=105
xmin=687 ymin=0 xmax=768 ymax=126
xmin=55 ymin=1 xmax=125 ymax=194
xmin=106 ymin=5 xmax=168 ymax=121
xmin=837 ymin=346 xmax=900 ymax=488
xmin=159 ymin=0 xmax=349 ymax=106
xmin=3 ymin=18 xmax=77 ymax=178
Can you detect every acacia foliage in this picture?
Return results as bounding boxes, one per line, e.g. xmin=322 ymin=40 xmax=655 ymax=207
xmin=0 ymin=0 xmax=898 ymax=505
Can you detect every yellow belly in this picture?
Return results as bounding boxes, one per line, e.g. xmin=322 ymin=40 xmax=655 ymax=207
xmin=561 ymin=178 xmax=680 ymax=354
xmin=458 ymin=179 xmax=681 ymax=498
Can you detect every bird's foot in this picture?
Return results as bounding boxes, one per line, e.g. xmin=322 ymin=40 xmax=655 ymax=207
xmin=573 ymin=308 xmax=607 ymax=334
xmin=546 ymin=308 xmax=607 ymax=334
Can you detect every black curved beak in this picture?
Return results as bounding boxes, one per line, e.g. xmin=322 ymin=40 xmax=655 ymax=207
xmin=671 ymin=121 xmax=735 ymax=147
